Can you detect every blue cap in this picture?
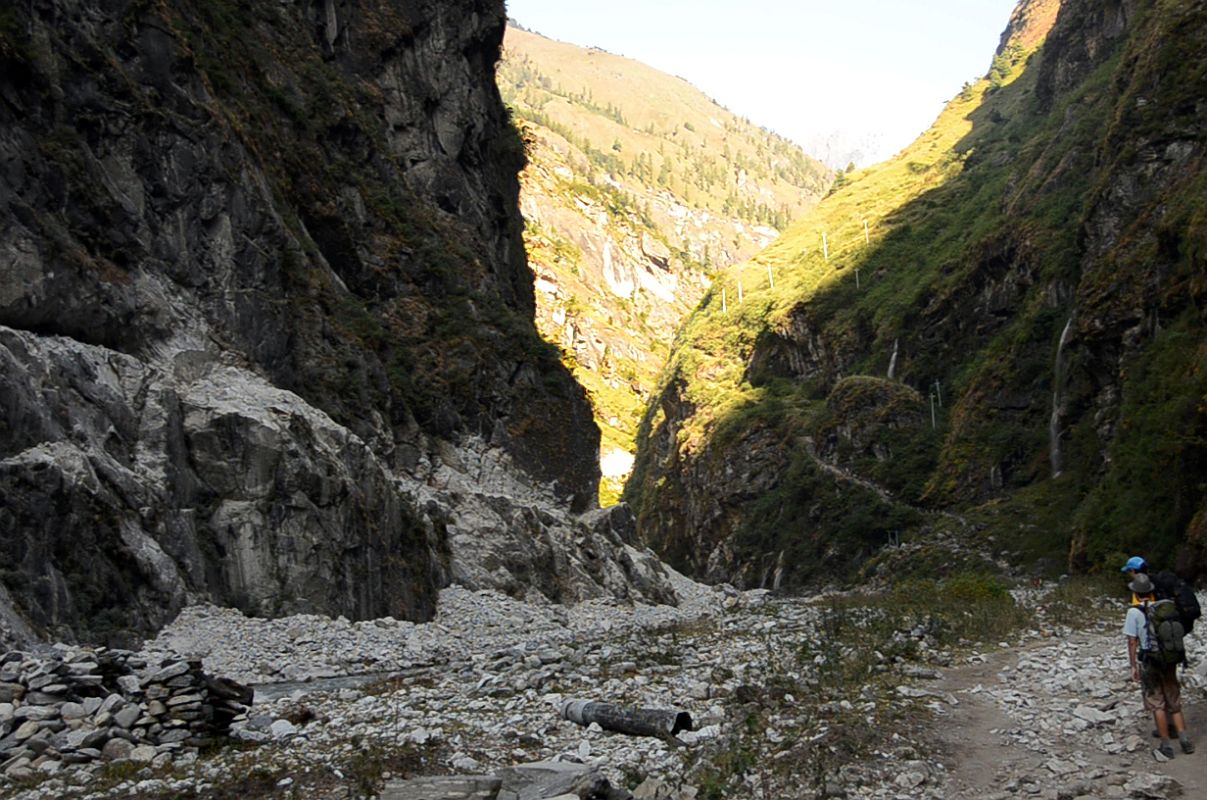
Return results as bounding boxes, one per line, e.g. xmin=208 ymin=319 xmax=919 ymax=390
xmin=1120 ymin=556 xmax=1147 ymax=573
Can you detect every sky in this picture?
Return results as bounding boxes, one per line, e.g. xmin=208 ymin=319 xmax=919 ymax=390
xmin=504 ymin=0 xmax=1021 ymax=167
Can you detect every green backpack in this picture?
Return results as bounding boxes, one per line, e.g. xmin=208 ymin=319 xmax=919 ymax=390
xmin=1144 ymin=599 xmax=1187 ymax=666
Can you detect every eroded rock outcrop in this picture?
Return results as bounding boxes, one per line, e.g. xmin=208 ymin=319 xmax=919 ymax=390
xmin=0 ymin=0 xmax=678 ymax=645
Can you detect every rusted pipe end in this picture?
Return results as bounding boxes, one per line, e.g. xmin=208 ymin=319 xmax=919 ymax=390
xmin=562 ymin=699 xmax=590 ymax=725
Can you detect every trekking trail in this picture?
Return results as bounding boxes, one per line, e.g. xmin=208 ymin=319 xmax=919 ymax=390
xmin=932 ymin=621 xmax=1207 ymax=799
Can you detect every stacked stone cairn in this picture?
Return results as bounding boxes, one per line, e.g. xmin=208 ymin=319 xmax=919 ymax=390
xmin=0 ymin=647 xmax=252 ymax=780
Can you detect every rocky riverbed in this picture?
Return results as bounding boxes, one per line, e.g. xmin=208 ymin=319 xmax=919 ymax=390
xmin=2 ymin=582 xmax=1206 ymax=799
xmin=137 ymin=571 xmax=720 ymax=687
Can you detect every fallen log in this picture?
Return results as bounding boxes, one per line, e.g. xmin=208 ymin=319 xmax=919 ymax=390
xmin=561 ymin=699 xmax=693 ymax=738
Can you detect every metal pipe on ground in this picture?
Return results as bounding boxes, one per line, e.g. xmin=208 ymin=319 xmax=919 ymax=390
xmin=561 ymin=699 xmax=693 ymax=738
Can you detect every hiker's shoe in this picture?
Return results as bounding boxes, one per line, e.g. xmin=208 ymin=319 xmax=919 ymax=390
xmin=1181 ymin=736 xmax=1195 ymax=754
xmin=1157 ymin=741 xmax=1176 ymax=760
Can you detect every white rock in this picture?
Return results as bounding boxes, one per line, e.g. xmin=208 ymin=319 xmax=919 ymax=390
xmin=130 ymin=745 xmax=157 ymax=763
xmin=451 ymin=754 xmax=481 ymax=771
xmin=1125 ymin=773 xmax=1181 ymax=795
xmin=269 ymin=719 xmax=298 ymax=738
xmin=895 ymin=771 xmax=926 ymax=789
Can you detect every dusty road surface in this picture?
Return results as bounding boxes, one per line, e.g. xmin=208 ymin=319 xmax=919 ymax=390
xmin=935 ymin=625 xmax=1207 ymax=799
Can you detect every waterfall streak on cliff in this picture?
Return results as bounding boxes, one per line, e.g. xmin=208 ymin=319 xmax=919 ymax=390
xmin=1049 ymin=316 xmax=1074 ymax=478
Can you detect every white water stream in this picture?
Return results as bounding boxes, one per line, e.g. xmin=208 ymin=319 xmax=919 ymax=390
xmin=1049 ymin=316 xmax=1074 ymax=478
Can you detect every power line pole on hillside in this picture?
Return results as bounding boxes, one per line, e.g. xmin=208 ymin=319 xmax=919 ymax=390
xmin=767 ymin=265 xmax=775 ymax=290
xmin=722 ymin=288 xmax=728 ymax=314
xmin=863 ymin=219 xmax=870 ymax=246
xmin=822 ymin=232 xmax=829 ymax=261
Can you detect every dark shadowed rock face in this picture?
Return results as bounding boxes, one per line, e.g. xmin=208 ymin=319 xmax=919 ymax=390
xmin=0 ymin=0 xmax=669 ymax=646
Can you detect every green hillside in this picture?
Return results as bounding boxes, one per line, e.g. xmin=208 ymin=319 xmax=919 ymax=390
xmin=501 ymin=25 xmax=829 ymax=230
xmin=627 ymin=0 xmax=1207 ymax=584
xmin=498 ymin=24 xmax=832 ymax=504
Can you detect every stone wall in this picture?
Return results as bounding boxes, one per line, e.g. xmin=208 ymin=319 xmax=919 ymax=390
xmin=0 ymin=647 xmax=250 ymax=780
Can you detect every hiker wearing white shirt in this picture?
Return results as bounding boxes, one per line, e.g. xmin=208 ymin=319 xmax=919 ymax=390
xmin=1124 ymin=570 xmax=1194 ymax=759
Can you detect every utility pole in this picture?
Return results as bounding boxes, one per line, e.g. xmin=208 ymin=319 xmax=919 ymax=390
xmin=855 ymin=269 xmax=860 ymax=289
xmin=863 ymin=219 xmax=870 ymax=246
xmin=934 ymin=379 xmax=943 ymax=408
xmin=822 ymin=232 xmax=829 ymax=261
xmin=722 ymin=288 xmax=727 ymax=314
xmin=767 ymin=265 xmax=775 ymax=290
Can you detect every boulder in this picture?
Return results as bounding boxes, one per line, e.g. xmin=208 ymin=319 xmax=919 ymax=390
xmin=496 ymin=761 xmax=624 ymax=800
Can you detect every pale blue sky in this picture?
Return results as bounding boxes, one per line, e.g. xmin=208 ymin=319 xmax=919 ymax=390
xmin=504 ymin=0 xmax=1021 ymax=166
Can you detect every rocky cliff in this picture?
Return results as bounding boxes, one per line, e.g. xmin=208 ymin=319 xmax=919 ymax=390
xmin=0 ymin=0 xmax=676 ymax=647
xmin=627 ymin=0 xmax=1207 ymax=586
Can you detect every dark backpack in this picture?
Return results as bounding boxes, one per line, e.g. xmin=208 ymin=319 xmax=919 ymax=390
xmin=1143 ymin=599 xmax=1187 ymax=666
xmin=1152 ymin=570 xmax=1202 ymax=635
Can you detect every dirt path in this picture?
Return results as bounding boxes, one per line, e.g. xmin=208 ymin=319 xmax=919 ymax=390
xmin=934 ymin=626 xmax=1207 ymax=799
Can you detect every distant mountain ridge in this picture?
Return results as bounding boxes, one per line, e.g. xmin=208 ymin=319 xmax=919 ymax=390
xmin=499 ymin=24 xmax=833 ymax=502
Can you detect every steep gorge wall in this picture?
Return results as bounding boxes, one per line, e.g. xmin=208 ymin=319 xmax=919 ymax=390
xmin=0 ymin=0 xmax=675 ymax=647
xmin=628 ymin=0 xmax=1207 ymax=586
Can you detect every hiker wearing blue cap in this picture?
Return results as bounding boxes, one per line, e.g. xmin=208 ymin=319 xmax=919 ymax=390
xmin=1124 ymin=567 xmax=1194 ymax=759
xmin=1121 ymin=554 xmax=1201 ymax=631
xmin=1122 ymin=556 xmax=1148 ymax=575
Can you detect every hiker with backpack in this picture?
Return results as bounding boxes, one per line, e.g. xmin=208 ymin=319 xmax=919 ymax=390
xmin=1123 ymin=569 xmax=1194 ymax=758
xmin=1122 ymin=555 xmax=1203 ymax=635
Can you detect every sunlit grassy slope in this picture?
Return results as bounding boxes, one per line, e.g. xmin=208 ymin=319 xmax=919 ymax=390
xmin=627 ymin=0 xmax=1207 ymax=584
xmin=642 ymin=33 xmax=1042 ymax=449
xmin=502 ymin=25 xmax=831 ymax=228
xmin=499 ymin=24 xmax=833 ymax=505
